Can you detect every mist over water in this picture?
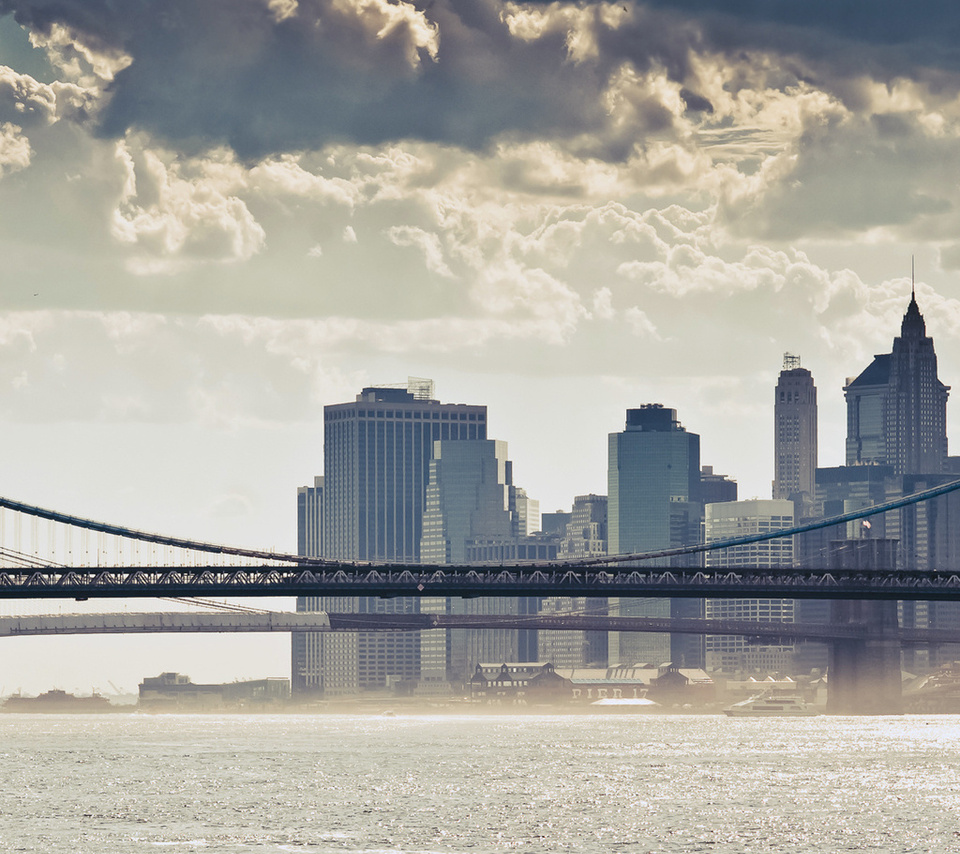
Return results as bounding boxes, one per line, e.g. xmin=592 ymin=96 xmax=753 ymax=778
xmin=2 ymin=713 xmax=958 ymax=853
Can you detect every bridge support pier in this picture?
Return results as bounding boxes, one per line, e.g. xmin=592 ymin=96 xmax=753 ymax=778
xmin=827 ymin=599 xmax=902 ymax=715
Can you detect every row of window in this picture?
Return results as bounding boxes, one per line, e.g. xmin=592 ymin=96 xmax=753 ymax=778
xmin=327 ymin=408 xmax=485 ymax=421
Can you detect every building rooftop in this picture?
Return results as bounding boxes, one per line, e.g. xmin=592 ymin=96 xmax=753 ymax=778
xmin=844 ymin=353 xmax=891 ymax=390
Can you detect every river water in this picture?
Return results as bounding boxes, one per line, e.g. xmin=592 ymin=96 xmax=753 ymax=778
xmin=2 ymin=713 xmax=959 ymax=853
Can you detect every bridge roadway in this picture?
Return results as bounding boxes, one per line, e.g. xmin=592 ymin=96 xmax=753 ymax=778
xmin=2 ymin=611 xmax=959 ymax=644
xmin=3 ymin=562 xmax=960 ymax=600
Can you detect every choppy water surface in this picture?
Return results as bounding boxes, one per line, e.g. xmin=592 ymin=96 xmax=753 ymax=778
xmin=2 ymin=713 xmax=960 ymax=853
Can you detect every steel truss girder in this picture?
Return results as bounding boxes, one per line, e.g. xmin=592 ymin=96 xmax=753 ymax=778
xmin=2 ymin=563 xmax=960 ymax=600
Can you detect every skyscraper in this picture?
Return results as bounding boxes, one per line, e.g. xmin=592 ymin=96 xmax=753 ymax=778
xmin=295 ymin=379 xmax=487 ymax=693
xmin=800 ymin=287 xmax=955 ymax=675
xmin=324 ymin=379 xmax=487 ymax=563
xmin=700 ymin=466 xmax=738 ymax=505
xmin=773 ymin=354 xmax=817 ymax=501
xmin=608 ymin=406 xmax=701 ymax=559
xmin=845 ymin=290 xmax=949 ymax=475
xmin=607 ymin=405 xmax=702 ymax=666
xmin=420 ymin=439 xmax=512 ymax=565
xmin=419 ymin=438 xmax=523 ymax=682
xmin=297 ymin=477 xmax=324 ymax=558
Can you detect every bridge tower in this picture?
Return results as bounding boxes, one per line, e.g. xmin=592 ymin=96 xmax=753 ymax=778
xmin=826 ymin=538 xmax=902 ymax=714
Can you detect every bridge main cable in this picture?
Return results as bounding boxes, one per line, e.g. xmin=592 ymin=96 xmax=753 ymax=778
xmin=0 ymin=496 xmax=325 ymax=566
xmin=579 ymin=476 xmax=960 ymax=566
xmin=1 ymin=476 xmax=959 ymax=573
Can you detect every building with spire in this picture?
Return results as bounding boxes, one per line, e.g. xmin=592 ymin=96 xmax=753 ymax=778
xmin=802 ymin=285 xmax=957 ymax=673
xmin=844 ymin=289 xmax=949 ymax=476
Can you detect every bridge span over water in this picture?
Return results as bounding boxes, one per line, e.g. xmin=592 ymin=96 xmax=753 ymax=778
xmin=3 ymin=563 xmax=960 ymax=601
xmin=1 ymin=479 xmax=960 ymax=600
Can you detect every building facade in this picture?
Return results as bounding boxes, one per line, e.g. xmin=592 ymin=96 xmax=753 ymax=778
xmin=420 ymin=440 xmax=513 ymax=565
xmin=898 ymin=473 xmax=960 ymax=670
xmin=773 ymin=354 xmax=817 ymax=501
xmin=419 ymin=438 xmax=533 ymax=683
xmin=700 ymin=466 xmax=738 ymax=506
xmin=323 ymin=380 xmax=487 ymax=563
xmin=844 ymin=292 xmax=949 ymax=475
xmin=510 ymin=486 xmax=540 ymax=538
xmin=297 ymin=379 xmax=488 ymax=692
xmin=292 ymin=476 xmax=360 ymax=697
xmin=538 ymin=494 xmax=609 ymax=669
xmin=704 ymin=499 xmax=795 ymax=674
xmin=607 ymin=405 xmax=702 ymax=667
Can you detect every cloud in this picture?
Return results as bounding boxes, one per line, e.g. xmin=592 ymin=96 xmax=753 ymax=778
xmin=591 ymin=287 xmax=615 ymax=320
xmin=0 ymin=120 xmax=30 ymax=175
xmin=640 ymin=1 xmax=960 ymax=60
xmin=716 ymin=106 xmax=960 ymax=240
xmin=386 ymin=225 xmax=453 ymax=278
xmin=110 ymin=142 xmax=266 ymax=272
xmin=0 ymin=1 xmax=688 ymax=157
xmin=3 ymin=0 xmax=960 ymax=261
xmin=2 ymin=2 xmax=960 ymax=359
xmin=624 ymin=305 xmax=658 ymax=338
xmin=0 ymin=64 xmax=56 ymax=126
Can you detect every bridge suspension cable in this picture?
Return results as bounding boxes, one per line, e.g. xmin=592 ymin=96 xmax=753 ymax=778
xmin=580 ymin=476 xmax=960 ymax=567
xmin=0 ymin=476 xmax=958 ymax=575
xmin=158 ymin=597 xmax=274 ymax=615
xmin=0 ymin=495 xmax=325 ymax=566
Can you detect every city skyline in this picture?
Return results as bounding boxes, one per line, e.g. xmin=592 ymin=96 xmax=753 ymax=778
xmin=0 ymin=290 xmax=956 ymax=695
xmin=5 ymin=1 xmax=960 ymax=693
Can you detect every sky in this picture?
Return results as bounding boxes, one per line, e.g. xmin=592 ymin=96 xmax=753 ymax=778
xmin=3 ymin=0 xmax=960 ymax=694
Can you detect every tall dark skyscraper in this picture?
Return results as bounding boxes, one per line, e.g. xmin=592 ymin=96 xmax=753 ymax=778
xmin=608 ymin=405 xmax=702 ymax=667
xmin=845 ymin=290 xmax=949 ymax=476
xmin=773 ymin=354 xmax=817 ymax=500
xmin=608 ymin=405 xmax=701 ymax=560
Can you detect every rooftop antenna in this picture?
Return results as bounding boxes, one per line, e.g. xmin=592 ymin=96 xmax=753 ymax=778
xmin=912 ymin=254 xmax=916 ymax=299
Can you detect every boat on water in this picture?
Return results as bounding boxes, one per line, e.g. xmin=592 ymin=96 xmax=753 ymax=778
xmin=2 ymin=689 xmax=119 ymax=713
xmin=723 ymin=692 xmax=818 ymax=717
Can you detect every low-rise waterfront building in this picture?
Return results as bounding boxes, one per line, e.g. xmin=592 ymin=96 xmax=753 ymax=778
xmin=139 ymin=673 xmax=291 ymax=710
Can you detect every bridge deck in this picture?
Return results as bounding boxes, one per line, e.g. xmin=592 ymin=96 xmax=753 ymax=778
xmin=2 ymin=563 xmax=960 ymax=600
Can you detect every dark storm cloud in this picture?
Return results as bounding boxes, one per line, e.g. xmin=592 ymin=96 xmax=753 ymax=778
xmin=0 ymin=0 xmax=623 ymax=157
xmin=641 ymin=0 xmax=960 ymax=50
xmin=639 ymin=0 xmax=960 ymax=80
xmin=1 ymin=0 xmax=959 ymax=159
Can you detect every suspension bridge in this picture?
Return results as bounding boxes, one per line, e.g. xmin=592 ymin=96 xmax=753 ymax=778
xmin=0 ymin=478 xmax=958 ymax=600
xmin=2 ymin=478 xmax=960 ymax=713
